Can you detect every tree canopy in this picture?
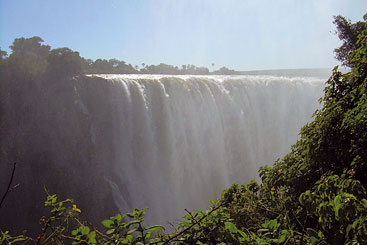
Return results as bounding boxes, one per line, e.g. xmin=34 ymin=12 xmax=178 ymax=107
xmin=333 ymin=14 xmax=367 ymax=67
xmin=45 ymin=48 xmax=84 ymax=77
xmin=1 ymin=36 xmax=238 ymax=76
xmin=0 ymin=48 xmax=7 ymax=60
xmin=9 ymin=36 xmax=50 ymax=57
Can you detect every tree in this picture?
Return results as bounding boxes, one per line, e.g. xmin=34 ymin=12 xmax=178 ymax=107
xmin=3 ymin=37 xmax=50 ymax=79
xmin=90 ymin=59 xmax=112 ymax=73
xmin=46 ymin=48 xmax=84 ymax=77
xmin=141 ymin=63 xmax=179 ymax=74
xmin=333 ymin=14 xmax=366 ymax=67
xmin=9 ymin=36 xmax=50 ymax=57
xmin=213 ymin=66 xmax=238 ymax=75
xmin=0 ymin=48 xmax=7 ymax=60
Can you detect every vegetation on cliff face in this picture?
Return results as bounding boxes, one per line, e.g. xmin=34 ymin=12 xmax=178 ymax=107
xmin=1 ymin=14 xmax=367 ymax=244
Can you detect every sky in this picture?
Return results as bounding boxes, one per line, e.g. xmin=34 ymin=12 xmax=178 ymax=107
xmin=0 ymin=0 xmax=366 ymax=71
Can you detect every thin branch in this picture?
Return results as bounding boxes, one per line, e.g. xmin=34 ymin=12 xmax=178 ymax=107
xmin=0 ymin=162 xmax=17 ymax=209
xmin=37 ymin=217 xmax=52 ymax=245
xmin=84 ymin=219 xmax=111 ymax=240
xmin=60 ymin=234 xmax=89 ymax=243
xmin=299 ymin=215 xmax=308 ymax=245
xmin=167 ymin=222 xmax=179 ymax=233
xmin=184 ymin=208 xmax=208 ymax=241
xmin=160 ymin=201 xmax=227 ymax=244
xmin=184 ymin=208 xmax=202 ymax=228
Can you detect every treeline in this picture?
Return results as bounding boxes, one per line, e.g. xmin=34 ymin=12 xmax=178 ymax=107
xmin=0 ymin=37 xmax=238 ymax=77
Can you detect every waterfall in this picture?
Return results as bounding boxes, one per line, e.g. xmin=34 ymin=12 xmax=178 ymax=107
xmin=0 ymin=74 xmax=325 ymax=232
xmin=84 ymin=74 xmax=325 ymax=225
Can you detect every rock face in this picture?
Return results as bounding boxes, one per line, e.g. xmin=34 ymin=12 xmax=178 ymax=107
xmin=0 ymin=74 xmax=324 ymax=234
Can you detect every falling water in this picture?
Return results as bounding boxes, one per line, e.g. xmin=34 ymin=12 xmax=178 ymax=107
xmin=81 ymin=74 xmax=325 ymax=225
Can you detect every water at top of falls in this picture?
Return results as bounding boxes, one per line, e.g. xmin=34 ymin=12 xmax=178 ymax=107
xmin=83 ymin=74 xmax=325 ymax=226
xmin=88 ymin=73 xmax=326 ymax=84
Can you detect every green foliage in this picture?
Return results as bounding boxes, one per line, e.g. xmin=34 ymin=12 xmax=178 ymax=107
xmin=299 ymin=175 xmax=367 ymax=243
xmin=0 ymin=231 xmax=29 ymax=244
xmin=1 ymin=36 xmax=50 ymax=80
xmin=45 ymin=48 xmax=84 ymax=78
xmin=98 ymin=208 xmax=165 ymax=244
xmin=9 ymin=36 xmax=50 ymax=57
xmin=88 ymin=58 xmax=137 ymax=74
xmin=1 ymin=36 xmax=237 ymax=76
xmin=334 ymin=14 xmax=366 ymax=67
xmin=0 ymin=48 xmax=7 ymax=60
xmin=153 ymin=12 xmax=367 ymax=244
xmin=1 ymin=191 xmax=166 ymax=244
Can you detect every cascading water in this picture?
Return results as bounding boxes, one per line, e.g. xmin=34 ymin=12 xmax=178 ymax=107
xmin=0 ymin=74 xmax=325 ymax=232
xmin=83 ymin=74 xmax=325 ymax=225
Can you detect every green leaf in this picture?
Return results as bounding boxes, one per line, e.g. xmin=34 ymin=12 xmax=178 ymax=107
xmin=195 ymin=209 xmax=204 ymax=216
xmin=71 ymin=229 xmax=79 ymax=236
xmin=87 ymin=231 xmax=96 ymax=244
xmin=126 ymin=235 xmax=133 ymax=242
xmin=183 ymin=214 xmax=192 ymax=220
xmin=238 ymin=230 xmax=248 ymax=239
xmin=224 ymin=222 xmax=238 ymax=233
xmin=146 ymin=225 xmax=165 ymax=232
xmin=116 ymin=238 xmax=127 ymax=244
xmin=145 ymin=232 xmax=151 ymax=239
xmin=101 ymin=219 xmax=114 ymax=228
xmin=126 ymin=228 xmax=138 ymax=235
xmin=127 ymin=220 xmax=140 ymax=228
xmin=356 ymin=112 xmax=363 ymax=120
xmin=361 ymin=199 xmax=367 ymax=208
xmin=179 ymin=221 xmax=191 ymax=228
xmin=81 ymin=226 xmax=90 ymax=235
xmin=268 ymin=219 xmax=278 ymax=230
xmin=310 ymin=235 xmax=319 ymax=244
xmin=51 ymin=195 xmax=57 ymax=204
xmin=125 ymin=212 xmax=135 ymax=218
xmin=11 ymin=237 xmax=27 ymax=242
xmin=278 ymin=235 xmax=286 ymax=243
xmin=113 ymin=214 xmax=122 ymax=222
xmin=106 ymin=229 xmax=115 ymax=235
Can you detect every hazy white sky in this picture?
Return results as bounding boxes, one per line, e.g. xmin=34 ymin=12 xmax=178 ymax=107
xmin=1 ymin=0 xmax=366 ymax=70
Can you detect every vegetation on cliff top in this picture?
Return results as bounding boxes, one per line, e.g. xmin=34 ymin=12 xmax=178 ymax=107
xmin=0 ymin=37 xmax=238 ymax=77
xmin=1 ymin=14 xmax=367 ymax=244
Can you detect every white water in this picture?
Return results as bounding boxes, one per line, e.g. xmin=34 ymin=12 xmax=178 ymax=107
xmin=86 ymin=74 xmax=325 ymax=225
